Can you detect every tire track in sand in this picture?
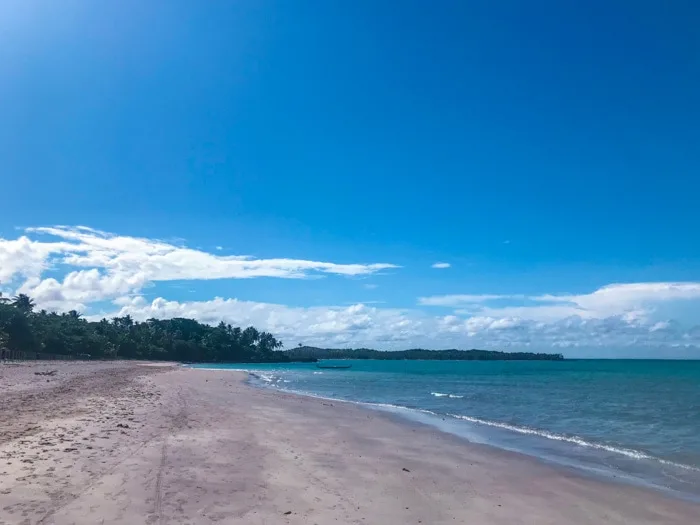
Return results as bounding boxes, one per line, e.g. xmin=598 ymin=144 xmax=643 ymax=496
xmin=150 ymin=386 xmax=188 ymax=525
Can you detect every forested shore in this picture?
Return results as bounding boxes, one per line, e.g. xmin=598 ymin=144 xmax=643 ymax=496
xmin=0 ymin=294 xmax=288 ymax=362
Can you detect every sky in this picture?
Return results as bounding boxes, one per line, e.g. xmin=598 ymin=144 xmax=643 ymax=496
xmin=1 ymin=1 xmax=699 ymax=357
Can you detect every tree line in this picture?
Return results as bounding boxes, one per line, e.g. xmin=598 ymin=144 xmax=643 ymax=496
xmin=0 ymin=293 xmax=289 ymax=362
xmin=286 ymin=346 xmax=564 ymax=361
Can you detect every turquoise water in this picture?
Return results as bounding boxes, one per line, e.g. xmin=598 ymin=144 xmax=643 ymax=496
xmin=193 ymin=360 xmax=700 ymax=499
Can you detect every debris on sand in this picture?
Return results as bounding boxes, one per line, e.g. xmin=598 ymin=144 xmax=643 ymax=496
xmin=34 ymin=370 xmax=58 ymax=376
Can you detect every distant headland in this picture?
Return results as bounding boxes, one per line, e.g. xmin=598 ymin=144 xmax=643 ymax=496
xmin=286 ymin=346 xmax=564 ymax=361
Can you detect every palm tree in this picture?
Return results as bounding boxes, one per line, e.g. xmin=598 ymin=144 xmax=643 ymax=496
xmin=11 ymin=294 xmax=35 ymax=313
xmin=0 ymin=292 xmax=9 ymax=304
xmin=112 ymin=315 xmax=134 ymax=331
xmin=66 ymin=310 xmax=82 ymax=319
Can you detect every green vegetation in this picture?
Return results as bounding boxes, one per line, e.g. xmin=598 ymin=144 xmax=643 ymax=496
xmin=0 ymin=294 xmax=288 ymax=362
xmin=286 ymin=346 xmax=564 ymax=361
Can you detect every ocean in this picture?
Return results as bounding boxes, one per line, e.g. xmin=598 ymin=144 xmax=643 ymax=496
xmin=191 ymin=359 xmax=700 ymax=500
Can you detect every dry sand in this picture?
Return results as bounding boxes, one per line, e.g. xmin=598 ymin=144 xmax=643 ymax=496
xmin=1 ymin=362 xmax=698 ymax=524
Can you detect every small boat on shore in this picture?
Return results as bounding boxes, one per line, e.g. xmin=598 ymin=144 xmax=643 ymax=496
xmin=316 ymin=363 xmax=352 ymax=369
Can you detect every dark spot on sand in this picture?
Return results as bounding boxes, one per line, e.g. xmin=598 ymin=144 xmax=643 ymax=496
xmin=402 ymin=468 xmax=410 ymax=472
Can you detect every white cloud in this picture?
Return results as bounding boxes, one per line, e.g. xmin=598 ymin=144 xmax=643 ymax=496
xmin=431 ymin=262 xmax=451 ymax=269
xmin=363 ymin=283 xmax=378 ymax=290
xmin=420 ymin=283 xmax=700 ymax=322
xmin=532 ymin=282 xmax=700 ymax=319
xmin=0 ymin=235 xmax=77 ymax=284
xmin=18 ymin=269 xmax=150 ymax=313
xmin=22 ymin=226 xmax=397 ymax=281
xmin=0 ymin=226 xmax=398 ymax=309
xmin=432 ymin=313 xmax=700 ymax=351
xmin=419 ymin=294 xmax=523 ymax=306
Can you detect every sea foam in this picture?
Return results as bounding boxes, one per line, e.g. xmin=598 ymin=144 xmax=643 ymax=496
xmin=431 ymin=392 xmax=464 ymax=399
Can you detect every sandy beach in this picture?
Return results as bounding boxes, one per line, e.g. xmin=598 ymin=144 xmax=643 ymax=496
xmin=1 ymin=362 xmax=698 ymax=524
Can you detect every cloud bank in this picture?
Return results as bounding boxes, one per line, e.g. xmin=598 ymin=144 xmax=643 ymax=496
xmin=104 ymin=295 xmax=700 ymax=355
xmin=1 ymin=226 xmax=699 ymax=356
xmin=419 ymin=282 xmax=700 ymax=323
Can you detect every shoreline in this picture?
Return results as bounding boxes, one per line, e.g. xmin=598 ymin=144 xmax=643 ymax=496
xmin=1 ymin=362 xmax=698 ymax=524
xmin=241 ymin=369 xmax=700 ymax=504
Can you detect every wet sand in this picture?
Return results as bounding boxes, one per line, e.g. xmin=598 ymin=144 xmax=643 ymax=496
xmin=1 ymin=362 xmax=698 ymax=524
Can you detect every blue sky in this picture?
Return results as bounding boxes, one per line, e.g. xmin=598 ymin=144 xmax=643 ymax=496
xmin=1 ymin=1 xmax=699 ymax=357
